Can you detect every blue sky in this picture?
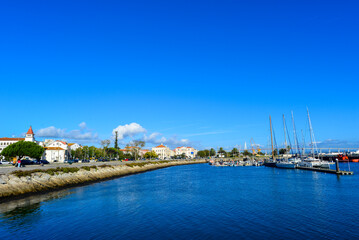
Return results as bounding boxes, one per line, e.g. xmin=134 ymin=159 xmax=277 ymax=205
xmin=0 ymin=0 xmax=358 ymax=150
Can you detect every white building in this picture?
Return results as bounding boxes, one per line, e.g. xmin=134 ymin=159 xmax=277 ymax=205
xmin=152 ymin=144 xmax=174 ymax=159
xmin=24 ymin=126 xmax=36 ymax=142
xmin=43 ymin=140 xmax=70 ymax=163
xmin=0 ymin=137 xmax=25 ymax=155
xmin=44 ymin=147 xmax=69 ymax=163
xmin=68 ymin=143 xmax=82 ymax=151
xmin=120 ymin=146 xmax=149 ymax=158
xmin=0 ymin=126 xmax=36 ymax=161
xmin=174 ymin=146 xmax=198 ymax=159
xmin=0 ymin=126 xmax=82 ymax=163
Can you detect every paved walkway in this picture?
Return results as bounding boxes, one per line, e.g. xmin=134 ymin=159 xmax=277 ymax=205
xmin=0 ymin=159 xmax=200 ymax=175
xmin=0 ymin=160 xmax=140 ymax=175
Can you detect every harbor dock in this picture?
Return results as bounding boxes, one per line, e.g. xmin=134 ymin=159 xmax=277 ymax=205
xmin=296 ymin=166 xmax=353 ymax=175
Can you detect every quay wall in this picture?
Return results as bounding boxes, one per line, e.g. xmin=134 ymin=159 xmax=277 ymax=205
xmin=0 ymin=160 xmax=206 ymax=201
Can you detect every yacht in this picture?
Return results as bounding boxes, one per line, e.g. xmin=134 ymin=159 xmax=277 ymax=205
xmin=298 ymin=157 xmax=322 ymax=168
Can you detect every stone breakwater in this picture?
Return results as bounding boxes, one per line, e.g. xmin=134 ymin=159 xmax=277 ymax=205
xmin=0 ymin=160 xmax=206 ymax=201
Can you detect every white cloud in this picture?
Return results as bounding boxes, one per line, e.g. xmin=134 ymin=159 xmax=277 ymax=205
xmin=36 ymin=123 xmax=98 ymax=141
xmin=111 ymin=123 xmax=194 ymax=148
xmin=79 ymin=122 xmax=87 ymax=129
xmin=142 ymin=132 xmax=190 ymax=148
xmin=112 ymin=123 xmax=147 ymax=140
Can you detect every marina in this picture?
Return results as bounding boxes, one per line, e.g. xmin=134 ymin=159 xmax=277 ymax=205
xmin=1 ymin=163 xmax=359 ymax=240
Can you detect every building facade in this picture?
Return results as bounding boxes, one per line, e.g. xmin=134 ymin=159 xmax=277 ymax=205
xmin=0 ymin=126 xmax=36 ymax=161
xmin=174 ymin=146 xmax=198 ymax=159
xmin=43 ymin=140 xmax=70 ymax=163
xmin=68 ymin=143 xmax=82 ymax=151
xmin=152 ymin=144 xmax=174 ymax=159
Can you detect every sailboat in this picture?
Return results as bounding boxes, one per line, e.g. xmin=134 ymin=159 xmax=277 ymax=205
xmin=298 ymin=108 xmax=333 ymax=168
xmin=276 ymin=114 xmax=298 ymax=169
xmin=264 ymin=115 xmax=277 ymax=167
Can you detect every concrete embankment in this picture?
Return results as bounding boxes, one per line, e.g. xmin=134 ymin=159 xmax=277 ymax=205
xmin=0 ymin=160 xmax=206 ymax=201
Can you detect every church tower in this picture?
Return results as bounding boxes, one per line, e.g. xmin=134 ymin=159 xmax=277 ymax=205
xmin=25 ymin=126 xmax=35 ymax=142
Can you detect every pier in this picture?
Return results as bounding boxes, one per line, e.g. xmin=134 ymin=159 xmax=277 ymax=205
xmin=296 ymin=166 xmax=353 ymax=175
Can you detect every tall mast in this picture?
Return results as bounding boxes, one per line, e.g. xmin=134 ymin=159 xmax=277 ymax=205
xmin=270 ymin=115 xmax=275 ymax=161
xmin=291 ymin=111 xmax=300 ymax=156
xmin=283 ymin=114 xmax=287 ymax=149
xmin=301 ymin=129 xmax=305 ymax=155
xmin=307 ymin=107 xmax=315 ymax=157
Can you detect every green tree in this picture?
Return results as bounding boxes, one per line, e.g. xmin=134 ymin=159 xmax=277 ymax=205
xmin=82 ymin=146 xmax=89 ymax=160
xmin=279 ymin=148 xmax=287 ymax=155
xmin=231 ymin=148 xmax=239 ymax=157
xmin=129 ymin=140 xmax=145 ymax=161
xmin=1 ymin=141 xmax=44 ymax=160
xmin=107 ymin=147 xmax=119 ymax=159
xmin=210 ymin=148 xmax=216 ymax=157
xmin=71 ymin=149 xmax=76 ymax=159
xmin=89 ymin=146 xmax=97 ymax=159
xmin=124 ymin=153 xmax=133 ymax=159
xmin=197 ymin=151 xmax=206 ymax=158
xmin=114 ymin=131 xmax=119 ymax=149
xmin=243 ymin=150 xmax=251 ymax=156
xmin=204 ymin=149 xmax=210 ymax=157
xmin=272 ymin=149 xmax=278 ymax=156
xmin=101 ymin=139 xmax=111 ymax=158
xmin=218 ymin=147 xmax=226 ymax=157
xmin=144 ymin=151 xmax=158 ymax=159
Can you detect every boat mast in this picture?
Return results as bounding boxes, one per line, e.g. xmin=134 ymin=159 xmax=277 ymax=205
xmin=283 ymin=114 xmax=287 ymax=149
xmin=270 ymin=115 xmax=275 ymax=161
xmin=291 ymin=111 xmax=300 ymax=156
xmin=301 ymin=129 xmax=305 ymax=156
xmin=307 ymin=107 xmax=315 ymax=157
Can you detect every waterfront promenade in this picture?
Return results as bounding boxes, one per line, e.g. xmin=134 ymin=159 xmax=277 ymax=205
xmin=0 ymin=160 xmax=148 ymax=175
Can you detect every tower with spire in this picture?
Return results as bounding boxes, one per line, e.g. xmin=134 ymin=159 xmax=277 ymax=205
xmin=25 ymin=126 xmax=35 ymax=142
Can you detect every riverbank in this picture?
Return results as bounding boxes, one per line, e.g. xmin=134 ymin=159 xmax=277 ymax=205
xmin=0 ymin=159 xmax=206 ymax=202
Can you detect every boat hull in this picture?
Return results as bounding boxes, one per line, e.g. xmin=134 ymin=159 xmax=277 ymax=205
xmin=276 ymin=163 xmax=296 ymax=169
xmin=264 ymin=162 xmax=276 ymax=167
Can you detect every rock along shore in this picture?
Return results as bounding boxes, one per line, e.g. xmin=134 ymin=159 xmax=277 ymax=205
xmin=0 ymin=160 xmax=206 ymax=202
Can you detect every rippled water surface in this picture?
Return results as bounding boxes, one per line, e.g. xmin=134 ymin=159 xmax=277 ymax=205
xmin=1 ymin=163 xmax=359 ymax=240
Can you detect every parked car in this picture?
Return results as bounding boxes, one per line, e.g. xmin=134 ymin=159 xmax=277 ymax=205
xmin=81 ymin=159 xmax=90 ymax=163
xmin=0 ymin=161 xmax=11 ymax=165
xmin=33 ymin=160 xmax=50 ymax=165
xmin=21 ymin=160 xmax=34 ymax=166
xmin=65 ymin=159 xmax=76 ymax=164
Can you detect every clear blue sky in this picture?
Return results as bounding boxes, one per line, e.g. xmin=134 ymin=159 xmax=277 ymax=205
xmin=1 ymin=0 xmax=358 ymax=150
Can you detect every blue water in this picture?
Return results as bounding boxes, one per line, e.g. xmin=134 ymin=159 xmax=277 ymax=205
xmin=1 ymin=163 xmax=359 ymax=240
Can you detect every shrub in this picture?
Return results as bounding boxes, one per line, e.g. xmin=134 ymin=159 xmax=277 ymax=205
xmin=98 ymin=164 xmax=112 ymax=168
xmin=81 ymin=166 xmax=98 ymax=171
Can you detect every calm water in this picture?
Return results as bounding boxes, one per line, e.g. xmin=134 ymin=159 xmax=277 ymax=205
xmin=1 ymin=163 xmax=359 ymax=240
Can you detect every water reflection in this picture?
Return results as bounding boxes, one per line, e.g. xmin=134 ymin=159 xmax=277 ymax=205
xmin=0 ymin=190 xmax=73 ymax=219
xmin=0 ymin=164 xmax=358 ymax=240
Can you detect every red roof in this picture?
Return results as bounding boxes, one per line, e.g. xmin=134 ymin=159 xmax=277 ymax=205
xmin=155 ymin=144 xmax=166 ymax=148
xmin=45 ymin=147 xmax=65 ymax=150
xmin=0 ymin=137 xmax=25 ymax=141
xmin=27 ymin=126 xmax=34 ymax=135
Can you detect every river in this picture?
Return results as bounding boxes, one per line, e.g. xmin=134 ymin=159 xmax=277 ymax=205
xmin=1 ymin=163 xmax=359 ymax=239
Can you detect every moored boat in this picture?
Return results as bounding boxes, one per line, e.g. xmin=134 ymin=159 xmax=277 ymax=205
xmin=264 ymin=160 xmax=277 ymax=167
xmin=276 ymin=161 xmax=296 ymax=169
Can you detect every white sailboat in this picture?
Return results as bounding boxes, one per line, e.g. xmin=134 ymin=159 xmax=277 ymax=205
xmin=276 ymin=114 xmax=297 ymax=169
xmin=298 ymin=108 xmax=333 ymax=168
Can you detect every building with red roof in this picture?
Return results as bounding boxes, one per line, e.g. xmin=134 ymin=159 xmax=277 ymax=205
xmin=152 ymin=144 xmax=175 ymax=159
